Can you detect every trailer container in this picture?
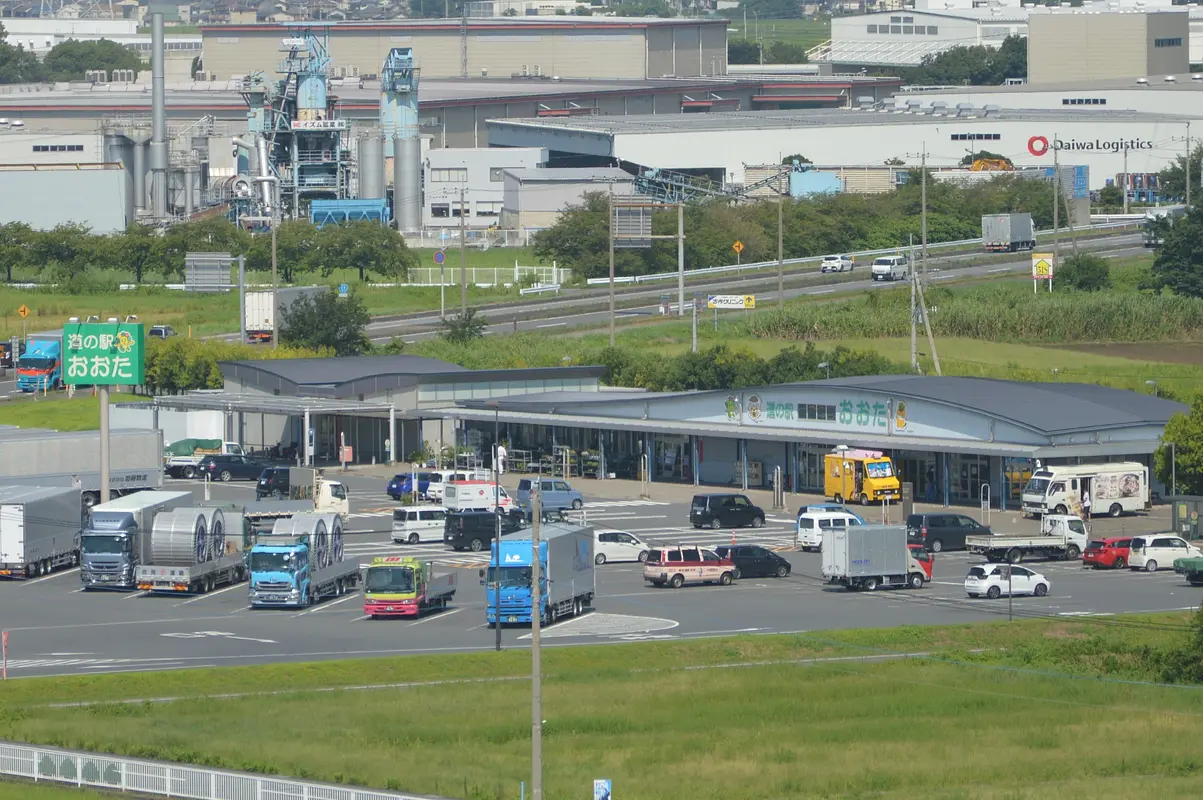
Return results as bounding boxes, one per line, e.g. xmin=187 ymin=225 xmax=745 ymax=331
xmin=0 ymin=429 xmax=163 ymax=508
xmin=0 ymin=485 xmax=81 ymax=579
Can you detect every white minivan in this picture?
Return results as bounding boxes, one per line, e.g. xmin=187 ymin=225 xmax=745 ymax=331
xmin=594 ymin=530 xmax=652 ymax=565
xmin=391 ymin=506 xmax=449 ymax=544
xmin=1128 ymin=534 xmax=1201 ymax=572
xmin=871 ymin=255 xmax=909 ymax=282
xmin=796 ymin=511 xmax=863 ymax=551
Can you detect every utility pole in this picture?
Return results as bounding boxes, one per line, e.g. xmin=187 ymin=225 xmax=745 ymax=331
xmin=676 ymin=202 xmax=685 ymax=316
xmin=691 ymin=294 xmax=698 ymax=353
xmin=920 ymin=145 xmax=928 ymax=266
xmin=530 ymin=485 xmax=543 ymax=800
xmin=909 ymin=235 xmax=918 ymax=374
xmin=608 ymin=186 xmax=616 ymax=347
xmin=777 ymin=168 xmax=784 ymax=309
xmin=1052 ymin=142 xmax=1060 ymax=270
xmin=1122 ymin=146 xmax=1129 ymax=215
xmin=459 ymin=188 xmax=468 ymax=315
xmin=915 ymin=278 xmax=941 ymax=376
xmin=1187 ymin=121 xmax=1193 ymax=208
xmin=271 ymin=195 xmax=278 ymax=349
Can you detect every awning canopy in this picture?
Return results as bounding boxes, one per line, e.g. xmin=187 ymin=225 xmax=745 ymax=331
xmin=150 ymin=392 xmax=397 ymax=418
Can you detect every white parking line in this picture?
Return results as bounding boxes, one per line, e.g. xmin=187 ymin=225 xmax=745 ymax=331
xmin=123 ymin=591 xmax=149 ymax=600
xmin=292 ymin=592 xmax=361 ymax=617
xmin=410 ymin=607 xmax=462 ymax=626
xmin=174 ymin=582 xmax=247 ymax=606
xmin=20 ymin=567 xmax=80 ymax=586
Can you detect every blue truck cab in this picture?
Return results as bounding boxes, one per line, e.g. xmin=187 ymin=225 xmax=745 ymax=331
xmin=248 ymin=513 xmax=359 ymax=608
xmin=248 ymin=535 xmax=312 ymax=607
xmin=16 ymin=332 xmax=63 ymax=392
xmin=485 ymin=523 xmax=595 ymax=626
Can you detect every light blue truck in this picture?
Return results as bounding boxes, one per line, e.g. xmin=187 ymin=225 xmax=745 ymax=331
xmin=248 ymin=512 xmax=359 ymax=608
xmin=486 ymin=522 xmax=595 ymax=627
xmin=16 ymin=332 xmax=63 ymax=392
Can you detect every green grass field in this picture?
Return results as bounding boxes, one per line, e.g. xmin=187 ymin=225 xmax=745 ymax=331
xmin=2 ymin=614 xmax=1203 ymax=799
xmin=0 ymin=395 xmax=143 ymax=432
xmin=0 ymin=783 xmax=114 ymax=800
xmin=728 ymin=16 xmax=831 ymax=51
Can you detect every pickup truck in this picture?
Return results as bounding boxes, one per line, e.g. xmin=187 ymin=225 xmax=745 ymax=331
xmin=965 ymin=514 xmax=1088 ymax=563
xmin=1174 ymin=556 xmax=1203 ymax=586
xmin=164 ymin=440 xmax=245 ymax=479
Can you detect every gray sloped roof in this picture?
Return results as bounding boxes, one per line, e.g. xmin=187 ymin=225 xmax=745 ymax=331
xmin=799 ymin=375 xmax=1184 ymax=435
xmin=221 ymin=355 xmax=466 ymax=386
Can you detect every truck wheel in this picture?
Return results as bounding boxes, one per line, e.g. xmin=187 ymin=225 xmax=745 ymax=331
xmin=595 ymin=553 xmax=607 ymax=565
xmin=833 ymin=494 xmax=843 ymax=504
xmin=573 ymin=598 xmax=583 ymax=616
xmin=987 ymin=585 xmax=1001 ymax=600
xmin=548 ymin=605 xmax=558 ymax=624
xmin=1007 ymin=548 xmax=1023 ymax=564
xmin=1065 ymin=545 xmax=1081 ymax=560
xmin=469 ymin=538 xmax=485 ymax=552
xmin=1109 ymin=503 xmax=1122 ymax=518
xmin=669 ymin=573 xmax=685 ymax=589
xmin=908 ymin=572 xmax=924 ymax=589
xmin=863 ymin=576 xmax=880 ymax=592
xmin=859 ymin=493 xmax=870 ymax=506
xmin=1053 ymin=505 xmax=1068 ymax=516
xmin=719 ymin=571 xmax=733 ymax=586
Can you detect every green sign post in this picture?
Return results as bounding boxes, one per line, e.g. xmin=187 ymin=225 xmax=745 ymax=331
xmin=63 ymin=319 xmax=145 ymax=506
xmin=62 ymin=321 xmax=145 ymax=386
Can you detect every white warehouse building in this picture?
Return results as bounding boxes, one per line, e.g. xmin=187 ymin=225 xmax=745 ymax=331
xmin=487 ymin=107 xmax=1193 ymax=190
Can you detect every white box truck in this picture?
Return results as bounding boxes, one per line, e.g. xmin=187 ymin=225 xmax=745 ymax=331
xmin=245 ymin=286 xmax=327 ymax=343
xmin=0 ymin=485 xmax=82 ymax=579
xmin=0 ymin=429 xmax=163 ymax=509
xmin=982 ymin=213 xmax=1036 ymax=252
xmin=1021 ymin=463 xmax=1149 ymax=518
xmin=822 ymin=524 xmax=930 ymax=592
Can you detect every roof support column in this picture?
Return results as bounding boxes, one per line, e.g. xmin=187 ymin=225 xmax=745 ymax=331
xmin=740 ymin=439 xmax=748 ymax=492
xmin=692 ymin=436 xmax=700 ymax=488
xmin=598 ymin=433 xmax=606 ymax=481
xmin=304 ymin=408 xmax=312 ymax=466
xmin=943 ymin=452 xmax=950 ymax=508
xmin=389 ymin=406 xmax=397 ymax=466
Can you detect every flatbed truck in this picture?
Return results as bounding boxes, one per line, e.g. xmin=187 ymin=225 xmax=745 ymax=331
xmin=135 ymin=506 xmax=252 ymax=595
xmin=248 ymin=512 xmax=359 ymax=608
xmin=965 ymin=515 xmax=1088 ymax=563
xmin=363 ymin=556 xmax=457 ymax=618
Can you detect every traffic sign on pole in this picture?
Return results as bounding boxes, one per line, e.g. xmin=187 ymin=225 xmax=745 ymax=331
xmin=732 ymin=241 xmax=744 ymax=254
xmin=434 ymin=250 xmax=446 ymax=265
xmin=707 ymin=295 xmax=756 ymax=310
xmin=16 ymin=305 xmax=28 ymax=319
xmin=338 ymin=283 xmax=349 ymax=298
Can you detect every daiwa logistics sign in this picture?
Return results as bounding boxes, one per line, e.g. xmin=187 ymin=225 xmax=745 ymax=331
xmin=1026 ymin=135 xmax=1154 ymax=157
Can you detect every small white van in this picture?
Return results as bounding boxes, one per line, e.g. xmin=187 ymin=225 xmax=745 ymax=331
xmin=871 ymin=255 xmax=909 ymax=282
xmin=796 ymin=511 xmax=863 ymax=551
xmin=594 ymin=530 xmax=651 ymax=565
xmin=392 ymin=506 xmax=449 ymax=544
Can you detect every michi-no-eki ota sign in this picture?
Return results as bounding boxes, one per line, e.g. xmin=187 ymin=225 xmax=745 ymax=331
xmin=62 ymin=321 xmax=145 ymax=386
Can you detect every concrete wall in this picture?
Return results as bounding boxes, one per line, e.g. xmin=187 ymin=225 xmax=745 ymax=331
xmin=1029 ymin=11 xmax=1188 ymax=84
xmin=0 ymin=132 xmax=105 ymax=165
xmin=500 ymin=175 xmax=634 ymax=231
xmin=0 ymin=168 xmax=127 ymax=232
xmin=1148 ymin=12 xmax=1191 ymax=76
xmin=423 ymin=146 xmax=547 ymax=228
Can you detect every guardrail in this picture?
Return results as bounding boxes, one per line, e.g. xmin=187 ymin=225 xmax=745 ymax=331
xmin=0 ymin=740 xmax=442 ymax=800
xmin=584 ymin=221 xmax=1139 ymax=287
xmin=519 ymin=283 xmax=561 ymax=296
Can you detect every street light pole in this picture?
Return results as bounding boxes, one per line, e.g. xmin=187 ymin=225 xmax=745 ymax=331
xmin=777 ymin=168 xmax=784 ymax=309
xmin=459 ymin=187 xmax=467 ymax=315
xmin=494 ymin=406 xmax=501 ymax=652
xmin=530 ymin=484 xmax=543 ymax=800
xmin=818 ymin=361 xmax=830 ymax=380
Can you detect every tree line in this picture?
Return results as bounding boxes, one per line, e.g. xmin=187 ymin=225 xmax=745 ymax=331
xmin=0 ymin=26 xmax=143 ymax=83
xmin=533 ymin=171 xmax=1058 ymax=280
xmin=0 ymin=217 xmax=417 ymax=288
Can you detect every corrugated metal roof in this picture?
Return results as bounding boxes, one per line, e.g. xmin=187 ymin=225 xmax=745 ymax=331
xmin=504 ymin=167 xmax=633 ymax=183
xmin=220 ymin=355 xmax=468 ymax=386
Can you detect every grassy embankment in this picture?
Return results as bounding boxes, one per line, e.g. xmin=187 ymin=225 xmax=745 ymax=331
xmin=2 ymin=614 xmax=1203 ymax=799
xmin=728 ymin=17 xmax=831 ymax=51
xmin=0 ymin=246 xmax=543 ymax=341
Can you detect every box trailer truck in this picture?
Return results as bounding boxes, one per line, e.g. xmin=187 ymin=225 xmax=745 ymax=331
xmin=0 ymin=485 xmax=82 ymax=579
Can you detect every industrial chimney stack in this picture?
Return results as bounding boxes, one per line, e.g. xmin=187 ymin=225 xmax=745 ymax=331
xmin=149 ymin=12 xmax=168 ymax=218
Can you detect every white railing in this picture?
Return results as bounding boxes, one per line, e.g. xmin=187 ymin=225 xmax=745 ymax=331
xmin=369 ymin=261 xmax=568 ymax=288
xmin=584 ymin=222 xmax=1137 ymax=287
xmin=519 ymin=283 xmax=561 ymax=296
xmin=0 ymin=740 xmax=439 ymax=800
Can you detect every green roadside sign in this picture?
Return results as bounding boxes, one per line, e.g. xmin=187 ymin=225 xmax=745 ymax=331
xmin=63 ymin=321 xmax=145 ymax=386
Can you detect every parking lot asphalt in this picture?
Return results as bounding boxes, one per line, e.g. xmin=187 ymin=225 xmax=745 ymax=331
xmin=0 ymin=472 xmax=1195 ymax=679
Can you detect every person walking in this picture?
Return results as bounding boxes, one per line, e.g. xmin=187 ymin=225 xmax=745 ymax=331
xmin=1081 ymin=486 xmax=1092 ymax=518
xmin=496 ymin=442 xmax=507 ymax=476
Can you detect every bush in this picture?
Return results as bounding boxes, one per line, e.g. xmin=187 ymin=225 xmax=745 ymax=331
xmin=1058 ymin=253 xmax=1112 ymax=292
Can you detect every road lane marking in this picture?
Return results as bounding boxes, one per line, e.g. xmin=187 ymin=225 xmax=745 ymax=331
xmin=409 ymin=607 xmax=463 ymax=626
xmin=123 ymin=590 xmax=150 ymax=600
xmin=20 ymin=567 xmax=80 ymax=586
xmin=173 ymin=582 xmax=247 ymax=606
xmin=292 ymin=591 xmax=361 ymax=617
xmin=536 ymin=322 xmax=567 ymax=328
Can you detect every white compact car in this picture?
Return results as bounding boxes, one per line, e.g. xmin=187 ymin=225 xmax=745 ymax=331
xmin=392 ymin=506 xmax=448 ymax=544
xmin=820 ymin=254 xmax=854 ymax=273
xmin=594 ymin=530 xmax=652 ymax=565
xmin=964 ymin=563 xmax=1050 ymax=599
xmin=1128 ymin=534 xmax=1201 ymax=572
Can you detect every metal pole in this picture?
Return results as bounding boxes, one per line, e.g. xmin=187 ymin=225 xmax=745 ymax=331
xmin=920 ymin=146 xmax=928 ymax=265
xmin=530 ymin=484 xmax=543 ymax=800
xmin=440 ymin=260 xmax=446 ymax=321
xmin=1052 ymin=140 xmax=1060 ymax=269
xmin=608 ymin=187 xmax=616 ymax=346
xmin=691 ymin=297 xmax=698 ymax=353
xmin=1123 ymin=146 xmax=1129 ymax=215
xmin=238 ymin=255 xmax=247 ymax=345
xmin=1007 ymin=566 xmax=1013 ymax=623
xmin=460 ymin=188 xmax=467 ymax=315
xmin=777 ymin=169 xmax=784 ymax=309
xmin=677 ymin=202 xmax=685 ymax=316
xmin=1187 ymin=122 xmax=1192 ymax=209
xmin=1172 ymin=442 xmax=1177 ymax=498
xmin=270 ymin=218 xmax=278 ymax=350
xmin=909 ymin=235 xmax=918 ymax=373
xmin=99 ymin=385 xmax=111 ymax=504
xmin=494 ymin=408 xmax=502 ymax=652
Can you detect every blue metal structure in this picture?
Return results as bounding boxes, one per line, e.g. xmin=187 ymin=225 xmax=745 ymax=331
xmin=380 ymin=47 xmax=420 ymax=159
xmin=309 ymin=199 xmax=389 ymax=227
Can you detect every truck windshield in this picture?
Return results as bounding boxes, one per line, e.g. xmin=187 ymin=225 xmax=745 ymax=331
xmin=250 ymin=552 xmax=295 ymax=572
xmin=865 ymin=461 xmax=894 ymax=479
xmin=1023 ymin=478 xmax=1050 ymax=495
xmin=18 ymin=357 xmax=56 ymax=370
xmin=487 ymin=566 xmax=532 ymax=587
xmin=366 ymin=567 xmax=414 ymax=593
xmin=81 ymin=534 xmax=125 ymax=555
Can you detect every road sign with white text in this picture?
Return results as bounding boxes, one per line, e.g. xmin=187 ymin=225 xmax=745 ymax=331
xmin=62 ymin=321 xmax=145 ymax=386
xmin=338 ymin=283 xmax=349 ymax=297
xmin=707 ymin=295 xmax=755 ymax=310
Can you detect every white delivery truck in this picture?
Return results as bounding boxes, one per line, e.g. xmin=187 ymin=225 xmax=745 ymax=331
xmin=965 ymin=515 xmax=1088 ymax=563
xmin=0 ymin=485 xmax=81 ymax=579
xmin=1021 ymin=462 xmax=1149 ymax=518
xmin=822 ymin=524 xmax=930 ymax=592
xmin=443 ymin=480 xmax=515 ymax=513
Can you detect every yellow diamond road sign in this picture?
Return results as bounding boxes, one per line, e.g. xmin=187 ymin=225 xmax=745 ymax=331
xmin=732 ymin=240 xmax=744 ymax=254
xmin=16 ymin=304 xmax=29 ymax=319
xmin=1031 ymin=253 xmax=1054 ymax=280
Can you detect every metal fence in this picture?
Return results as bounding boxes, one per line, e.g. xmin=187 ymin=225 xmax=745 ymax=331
xmin=0 ymin=740 xmax=443 ymax=800
xmin=371 ymin=262 xmax=569 ymax=288
xmin=584 ymin=221 xmax=1138 ymax=286
xmin=403 ymin=228 xmax=536 ymax=249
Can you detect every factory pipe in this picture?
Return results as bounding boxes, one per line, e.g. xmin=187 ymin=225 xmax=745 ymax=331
xmin=255 ymin=135 xmax=274 ymax=215
xmin=184 ymin=168 xmax=195 ymax=217
xmin=149 ymin=13 xmax=168 ymax=218
xmin=132 ymin=138 xmax=147 ymax=212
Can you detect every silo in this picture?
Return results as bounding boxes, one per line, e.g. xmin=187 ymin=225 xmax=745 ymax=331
xmin=396 ymin=135 xmax=421 ymax=232
xmin=105 ymin=133 xmax=135 ymax=226
xmin=358 ymin=132 xmax=385 ymax=200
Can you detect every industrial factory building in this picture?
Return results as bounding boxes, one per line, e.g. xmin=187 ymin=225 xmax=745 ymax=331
xmin=199 ymin=18 xmax=730 ymax=81
xmin=487 ymin=106 xmax=1192 ymax=191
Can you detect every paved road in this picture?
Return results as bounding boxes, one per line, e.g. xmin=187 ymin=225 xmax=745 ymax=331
xmin=0 ymin=472 xmax=1194 ymax=679
xmin=370 ymin=235 xmax=1146 ymax=345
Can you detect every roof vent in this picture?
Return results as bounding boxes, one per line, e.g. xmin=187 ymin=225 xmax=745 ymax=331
xmin=905 ymin=99 xmax=922 ymax=113
xmin=1136 ymin=77 xmax=1148 ymax=85
xmin=930 ymin=100 xmax=948 ymax=116
xmin=955 ymin=102 xmax=975 ymax=117
xmin=982 ymin=104 xmax=1001 ymax=117
xmin=1192 ymin=74 xmax=1203 ymax=81
xmin=1165 ymin=75 xmax=1177 ymax=83
xmin=856 ymin=95 xmax=875 ymax=110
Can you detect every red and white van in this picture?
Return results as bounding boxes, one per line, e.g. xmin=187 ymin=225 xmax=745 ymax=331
xmin=442 ymin=480 xmax=515 ymax=513
xmin=643 ymin=545 xmax=736 ymax=588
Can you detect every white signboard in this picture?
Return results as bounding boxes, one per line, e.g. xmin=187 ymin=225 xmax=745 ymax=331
xmin=707 ymin=295 xmax=756 ymax=310
xmin=292 ymin=119 xmax=348 ymax=130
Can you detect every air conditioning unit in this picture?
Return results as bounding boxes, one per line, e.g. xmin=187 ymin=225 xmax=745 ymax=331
xmin=349 ymin=65 xmax=359 ymax=77
xmin=533 ymin=64 xmax=541 ymax=76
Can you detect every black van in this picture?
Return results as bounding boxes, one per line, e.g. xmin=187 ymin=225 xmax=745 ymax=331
xmin=906 ymin=512 xmax=991 ymax=553
xmin=444 ymin=510 xmax=525 ymax=552
xmin=690 ymin=494 xmax=766 ymax=529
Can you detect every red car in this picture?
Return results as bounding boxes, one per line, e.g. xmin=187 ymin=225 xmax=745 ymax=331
xmin=1083 ymin=537 xmax=1132 ymax=569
